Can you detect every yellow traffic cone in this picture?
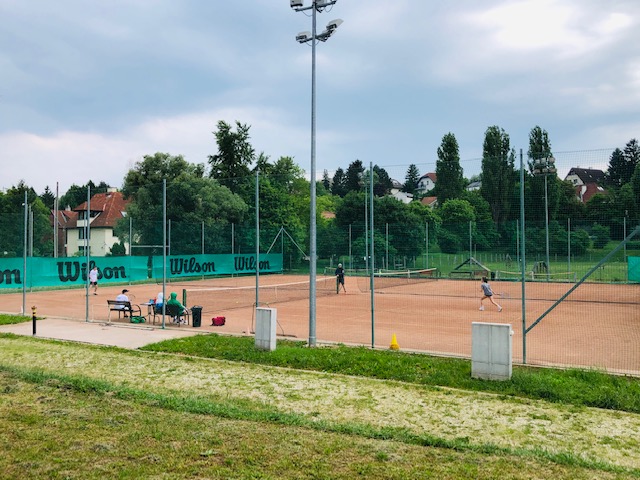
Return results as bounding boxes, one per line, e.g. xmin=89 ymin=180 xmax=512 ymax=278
xmin=390 ymin=333 xmax=400 ymax=350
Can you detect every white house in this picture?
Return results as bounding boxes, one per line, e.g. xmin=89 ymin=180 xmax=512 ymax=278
xmin=416 ymin=173 xmax=437 ymax=194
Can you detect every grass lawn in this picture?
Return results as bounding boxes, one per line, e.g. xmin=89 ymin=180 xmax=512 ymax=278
xmin=1 ymin=314 xmax=640 ymax=478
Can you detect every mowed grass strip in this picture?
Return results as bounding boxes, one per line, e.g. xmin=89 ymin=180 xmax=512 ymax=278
xmin=140 ymin=333 xmax=640 ymax=413
xmin=0 ymin=371 xmax=635 ymax=480
xmin=2 ymin=334 xmax=640 ymax=474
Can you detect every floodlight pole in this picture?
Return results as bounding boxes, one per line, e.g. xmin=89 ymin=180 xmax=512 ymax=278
xmin=533 ymin=156 xmax=556 ymax=281
xmin=292 ymin=0 xmax=342 ymax=347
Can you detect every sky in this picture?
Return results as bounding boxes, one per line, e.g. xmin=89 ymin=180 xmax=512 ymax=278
xmin=1 ymin=0 xmax=639 ymax=195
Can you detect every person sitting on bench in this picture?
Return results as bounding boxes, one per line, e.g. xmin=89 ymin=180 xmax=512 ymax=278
xmin=114 ymin=289 xmax=131 ymax=317
xmin=166 ymin=292 xmax=188 ymax=324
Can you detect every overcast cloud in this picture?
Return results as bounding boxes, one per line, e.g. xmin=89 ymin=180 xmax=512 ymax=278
xmin=1 ymin=0 xmax=639 ymax=193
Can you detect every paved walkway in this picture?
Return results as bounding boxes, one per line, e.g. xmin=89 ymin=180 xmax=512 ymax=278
xmin=0 ymin=317 xmax=202 ymax=349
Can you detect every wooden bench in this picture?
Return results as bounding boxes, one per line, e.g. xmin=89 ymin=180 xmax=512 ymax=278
xmin=107 ymin=299 xmax=142 ymax=321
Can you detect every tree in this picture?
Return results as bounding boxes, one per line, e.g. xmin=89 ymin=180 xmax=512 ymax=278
xmin=322 ymin=170 xmax=331 ymax=192
xmin=631 ymin=161 xmax=640 ymax=220
xmin=435 ymin=133 xmax=465 ymax=206
xmin=480 ymin=125 xmax=516 ymax=226
xmin=372 ymin=165 xmax=392 ymax=197
xmin=40 ymin=186 xmax=55 ymax=210
xmin=605 ymin=148 xmax=626 ymax=188
xmin=59 ymin=181 xmax=111 ymax=210
xmin=331 ymin=168 xmax=347 ymax=197
xmin=437 ymin=199 xmax=475 ymax=253
xmin=527 ymin=126 xmax=552 ymax=172
xmin=402 ymin=164 xmax=421 ymax=196
xmin=119 ymin=152 xmax=247 ymax=255
xmin=345 ymin=160 xmax=365 ymax=194
xmin=0 ymin=181 xmax=52 ymax=257
xmin=591 ymin=223 xmax=610 ymax=249
xmin=208 ymin=120 xmax=255 ymax=194
xmin=527 ymin=126 xmax=560 ymax=228
xmin=271 ymin=156 xmax=304 ymax=194
xmin=461 ymin=190 xmax=500 ymax=250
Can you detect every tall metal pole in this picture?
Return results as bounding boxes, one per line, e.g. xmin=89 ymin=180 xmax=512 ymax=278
xmin=22 ymin=191 xmax=27 ymax=315
xmin=85 ymin=186 xmax=90 ymax=322
xmin=256 ymin=168 xmax=260 ymax=308
xmin=369 ymin=162 xmax=375 ymax=348
xmin=348 ymin=224 xmax=352 ymax=271
xmin=519 ymin=150 xmax=527 ymax=364
xmin=364 ymin=179 xmax=368 ymax=273
xmin=54 ymin=182 xmax=59 ymax=258
xmin=307 ymin=1 xmax=318 ymax=347
xmin=567 ymin=218 xmax=571 ymax=278
xmin=162 ymin=179 xmax=167 ymax=329
xmin=469 ymin=221 xmax=472 ymax=261
xmin=293 ymin=0 xmax=341 ymax=346
xmin=425 ymin=222 xmax=429 ymax=269
xmin=544 ymin=174 xmax=550 ymax=281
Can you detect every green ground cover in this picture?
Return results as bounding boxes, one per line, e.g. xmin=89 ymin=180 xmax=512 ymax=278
xmin=1 ymin=317 xmax=640 ymax=478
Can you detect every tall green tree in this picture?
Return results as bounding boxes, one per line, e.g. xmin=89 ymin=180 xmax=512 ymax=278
xmin=605 ymin=148 xmax=626 ymax=188
xmin=372 ymin=165 xmax=392 ymax=197
xmin=480 ymin=125 xmax=515 ymax=225
xmin=527 ymin=126 xmax=552 ymax=172
xmin=402 ymin=164 xmax=421 ymax=196
xmin=208 ymin=120 xmax=255 ymax=194
xmin=526 ymin=126 xmax=560 ymax=227
xmin=331 ymin=168 xmax=347 ymax=197
xmin=322 ymin=170 xmax=331 ymax=192
xmin=436 ymin=199 xmax=475 ymax=253
xmin=59 ymin=181 xmax=110 ymax=210
xmin=435 ymin=133 xmax=465 ymax=205
xmin=40 ymin=186 xmax=55 ymax=210
xmin=0 ymin=181 xmax=51 ymax=257
xmin=119 ymin=153 xmax=247 ymax=255
xmin=608 ymin=139 xmax=640 ymax=188
xmin=631 ymin=161 xmax=640 ymax=220
xmin=345 ymin=160 xmax=365 ymax=194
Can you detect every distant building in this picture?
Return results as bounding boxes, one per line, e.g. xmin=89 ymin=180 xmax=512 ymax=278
xmin=421 ymin=196 xmax=438 ymax=209
xmin=416 ymin=173 xmax=437 ymax=194
xmin=564 ymin=167 xmax=607 ymax=203
xmin=390 ymin=179 xmax=403 ymax=193
xmin=466 ymin=181 xmax=481 ymax=191
xmin=391 ymin=191 xmax=413 ymax=204
xmin=51 ymin=209 xmax=79 ymax=257
xmin=62 ymin=189 xmax=130 ymax=256
xmin=565 ymin=167 xmax=605 ymax=186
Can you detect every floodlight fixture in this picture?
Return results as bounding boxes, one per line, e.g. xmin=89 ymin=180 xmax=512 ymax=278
xmin=290 ymin=0 xmax=304 ymax=8
xmin=533 ymin=155 xmax=557 ymax=281
xmin=326 ymin=18 xmax=343 ymax=31
xmin=296 ymin=31 xmax=312 ymax=43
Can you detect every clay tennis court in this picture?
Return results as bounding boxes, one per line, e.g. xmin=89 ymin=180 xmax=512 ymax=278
xmin=1 ymin=274 xmax=638 ymax=375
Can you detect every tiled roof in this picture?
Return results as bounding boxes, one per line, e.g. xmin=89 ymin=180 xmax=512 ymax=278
xmin=566 ymin=168 xmax=605 ymax=184
xmin=421 ymin=196 xmax=438 ymax=207
xmin=74 ymin=191 xmax=129 ymax=228
xmin=419 ymin=172 xmax=437 ymax=182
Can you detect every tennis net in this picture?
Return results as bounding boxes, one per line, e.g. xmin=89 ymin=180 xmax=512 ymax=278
xmin=183 ymin=277 xmax=334 ymax=313
xmin=495 ymin=270 xmax=577 ymax=282
xmin=357 ymin=268 xmax=438 ymax=292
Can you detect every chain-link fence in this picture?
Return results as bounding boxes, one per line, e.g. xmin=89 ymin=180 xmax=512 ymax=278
xmin=1 ymin=149 xmax=639 ymax=374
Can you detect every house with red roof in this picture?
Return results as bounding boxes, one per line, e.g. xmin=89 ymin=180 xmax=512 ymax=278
xmin=416 ymin=172 xmax=437 ymax=194
xmin=62 ymin=189 xmax=130 ymax=256
xmin=564 ymin=167 xmax=607 ymax=203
